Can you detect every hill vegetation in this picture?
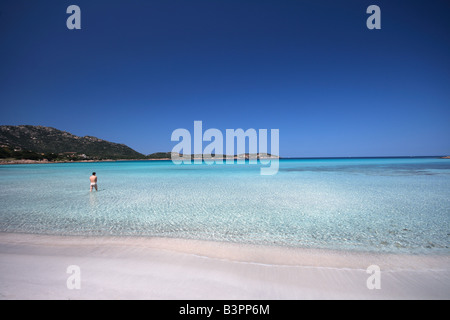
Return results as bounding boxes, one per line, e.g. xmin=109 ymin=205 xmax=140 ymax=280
xmin=0 ymin=125 xmax=146 ymax=161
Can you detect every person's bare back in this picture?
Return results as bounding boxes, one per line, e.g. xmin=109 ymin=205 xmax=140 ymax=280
xmin=90 ymin=172 xmax=98 ymax=192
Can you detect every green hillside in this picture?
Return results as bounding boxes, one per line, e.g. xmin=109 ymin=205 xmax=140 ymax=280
xmin=0 ymin=125 xmax=146 ymax=160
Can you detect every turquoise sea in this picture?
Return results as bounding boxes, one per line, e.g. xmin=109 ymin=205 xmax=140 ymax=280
xmin=0 ymin=158 xmax=449 ymax=254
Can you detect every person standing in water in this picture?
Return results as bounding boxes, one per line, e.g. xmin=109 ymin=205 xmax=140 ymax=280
xmin=90 ymin=172 xmax=98 ymax=192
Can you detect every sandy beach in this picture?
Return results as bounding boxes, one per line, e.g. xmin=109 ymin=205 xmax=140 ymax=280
xmin=0 ymin=232 xmax=448 ymax=300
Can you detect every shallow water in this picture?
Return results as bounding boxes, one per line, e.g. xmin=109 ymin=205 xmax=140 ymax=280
xmin=0 ymin=158 xmax=449 ymax=254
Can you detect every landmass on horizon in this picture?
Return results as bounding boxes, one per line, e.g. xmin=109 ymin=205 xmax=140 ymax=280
xmin=0 ymin=125 xmax=279 ymax=164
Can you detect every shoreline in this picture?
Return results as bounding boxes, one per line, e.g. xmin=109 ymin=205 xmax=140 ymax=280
xmin=1 ymin=155 xmax=448 ymax=165
xmin=1 ymin=232 xmax=448 ymax=270
xmin=1 ymin=232 xmax=449 ymax=299
xmin=0 ymin=158 xmax=171 ymax=165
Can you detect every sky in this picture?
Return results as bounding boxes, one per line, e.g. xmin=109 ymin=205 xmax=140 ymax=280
xmin=1 ymin=0 xmax=449 ymax=157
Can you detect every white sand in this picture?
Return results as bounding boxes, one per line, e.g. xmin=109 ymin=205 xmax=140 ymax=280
xmin=0 ymin=232 xmax=449 ymax=300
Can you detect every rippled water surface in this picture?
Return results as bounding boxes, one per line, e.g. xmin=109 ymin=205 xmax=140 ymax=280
xmin=1 ymin=158 xmax=449 ymax=254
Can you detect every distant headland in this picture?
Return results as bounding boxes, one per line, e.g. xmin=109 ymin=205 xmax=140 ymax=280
xmin=0 ymin=125 xmax=445 ymax=165
xmin=0 ymin=125 xmax=278 ymax=164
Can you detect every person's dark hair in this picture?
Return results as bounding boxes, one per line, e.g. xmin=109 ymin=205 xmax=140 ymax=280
xmin=92 ymin=172 xmax=96 ymax=175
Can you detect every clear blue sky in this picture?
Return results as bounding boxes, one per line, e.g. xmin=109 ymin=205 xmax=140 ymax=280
xmin=1 ymin=0 xmax=449 ymax=157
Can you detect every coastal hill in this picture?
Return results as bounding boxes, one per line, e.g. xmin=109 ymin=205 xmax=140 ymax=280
xmin=0 ymin=125 xmax=146 ymax=161
xmin=0 ymin=125 xmax=279 ymax=163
